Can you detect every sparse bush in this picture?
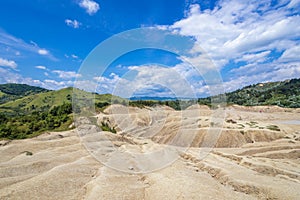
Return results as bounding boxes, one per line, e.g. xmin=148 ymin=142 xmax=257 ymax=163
xmin=24 ymin=151 xmax=33 ymax=156
xmin=266 ymin=125 xmax=280 ymax=131
xmin=226 ymin=119 xmax=237 ymax=124
xmin=101 ymin=122 xmax=116 ymax=133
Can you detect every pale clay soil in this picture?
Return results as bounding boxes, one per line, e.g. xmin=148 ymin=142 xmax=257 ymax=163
xmin=0 ymin=105 xmax=299 ymax=199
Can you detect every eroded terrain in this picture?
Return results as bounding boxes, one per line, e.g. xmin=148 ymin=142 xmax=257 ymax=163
xmin=0 ymin=105 xmax=299 ymax=199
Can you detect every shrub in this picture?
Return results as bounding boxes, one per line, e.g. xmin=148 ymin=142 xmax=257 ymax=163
xmin=266 ymin=125 xmax=280 ymax=131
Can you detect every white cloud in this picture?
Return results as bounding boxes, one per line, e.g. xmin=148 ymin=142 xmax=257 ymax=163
xmin=0 ymin=57 xmax=17 ymax=69
xmin=52 ymin=70 xmax=82 ymax=79
xmin=65 ymin=19 xmax=81 ymax=28
xmin=169 ymin=0 xmax=300 ymax=69
xmin=64 ymin=54 xmax=81 ymax=62
xmin=0 ymin=68 xmax=44 ymax=89
xmin=288 ymin=0 xmax=300 ymax=8
xmin=71 ymin=54 xmax=79 ymax=59
xmin=235 ymin=51 xmax=271 ymax=64
xmin=278 ymin=46 xmax=300 ymax=63
xmin=224 ymin=63 xmax=300 ymax=92
xmin=93 ymin=64 xmax=208 ymax=97
xmin=35 ymin=65 xmax=47 ymax=70
xmin=158 ymin=0 xmax=300 ymax=94
xmin=38 ymin=49 xmax=49 ymax=55
xmin=74 ymin=80 xmax=101 ymax=92
xmin=0 ymin=68 xmax=75 ymax=90
xmin=78 ymin=0 xmax=100 ymax=15
xmin=43 ymin=79 xmax=74 ymax=89
xmin=0 ymin=30 xmax=55 ymax=60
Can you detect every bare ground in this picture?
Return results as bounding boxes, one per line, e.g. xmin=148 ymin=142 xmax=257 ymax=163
xmin=0 ymin=105 xmax=299 ymax=199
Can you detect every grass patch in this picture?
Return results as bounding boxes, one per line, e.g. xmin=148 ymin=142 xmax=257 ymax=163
xmin=100 ymin=122 xmax=116 ymax=133
xmin=22 ymin=151 xmax=33 ymax=156
xmin=226 ymin=119 xmax=237 ymax=124
xmin=266 ymin=125 xmax=280 ymax=131
xmin=237 ymin=124 xmax=245 ymax=129
xmin=246 ymin=121 xmax=259 ymax=128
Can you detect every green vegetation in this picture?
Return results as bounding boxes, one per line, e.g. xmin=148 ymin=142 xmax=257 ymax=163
xmin=223 ymin=78 xmax=300 ymax=108
xmin=0 ymin=83 xmax=49 ymax=104
xmin=237 ymin=124 xmax=245 ymax=129
xmin=100 ymin=122 xmax=116 ymax=133
xmin=129 ymin=99 xmax=197 ymax=110
xmin=0 ymin=102 xmax=73 ymax=139
xmin=197 ymin=78 xmax=300 ymax=108
xmin=226 ymin=119 xmax=237 ymax=124
xmin=22 ymin=151 xmax=33 ymax=156
xmin=266 ymin=125 xmax=280 ymax=131
xmin=0 ymin=87 xmax=124 ymax=115
xmin=0 ymin=84 xmax=123 ymax=139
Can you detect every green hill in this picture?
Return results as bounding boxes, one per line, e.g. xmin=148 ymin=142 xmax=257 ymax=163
xmin=226 ymin=78 xmax=300 ymax=107
xmin=0 ymin=87 xmax=124 ymax=115
xmin=198 ymin=78 xmax=300 ymax=108
xmin=0 ymin=85 xmax=125 ymax=139
xmin=0 ymin=83 xmax=49 ymax=104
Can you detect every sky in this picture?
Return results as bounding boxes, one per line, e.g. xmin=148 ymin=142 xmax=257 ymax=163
xmin=0 ymin=0 xmax=299 ymax=98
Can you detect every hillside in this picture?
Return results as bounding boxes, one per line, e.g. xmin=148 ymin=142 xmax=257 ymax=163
xmin=226 ymin=78 xmax=300 ymax=107
xmin=0 ymin=83 xmax=49 ymax=104
xmin=0 ymin=87 xmax=124 ymax=115
xmin=198 ymin=78 xmax=300 ymax=108
xmin=0 ymin=86 xmax=124 ymax=139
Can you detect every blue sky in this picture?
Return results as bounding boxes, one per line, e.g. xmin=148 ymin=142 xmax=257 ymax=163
xmin=0 ymin=0 xmax=299 ymax=98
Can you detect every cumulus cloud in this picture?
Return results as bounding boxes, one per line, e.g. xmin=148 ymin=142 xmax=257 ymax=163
xmin=52 ymin=70 xmax=82 ymax=79
xmin=92 ymin=64 xmax=212 ymax=98
xmin=65 ymin=19 xmax=81 ymax=28
xmin=161 ymin=0 xmax=300 ymax=93
xmin=0 ymin=57 xmax=17 ymax=69
xmin=35 ymin=65 xmax=47 ymax=70
xmin=43 ymin=79 xmax=74 ymax=89
xmin=78 ymin=0 xmax=100 ymax=15
xmin=38 ymin=49 xmax=49 ymax=55
xmin=0 ymin=68 xmax=78 ymax=90
xmin=73 ymin=1 xmax=299 ymax=97
xmin=170 ymin=0 xmax=300 ymax=68
xmin=224 ymin=63 xmax=300 ymax=92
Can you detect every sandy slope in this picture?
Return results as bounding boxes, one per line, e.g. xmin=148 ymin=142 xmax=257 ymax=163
xmin=0 ymin=105 xmax=299 ymax=199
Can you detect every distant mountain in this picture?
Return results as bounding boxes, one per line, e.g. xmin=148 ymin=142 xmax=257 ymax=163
xmin=0 ymin=83 xmax=49 ymax=104
xmin=198 ymin=78 xmax=300 ymax=108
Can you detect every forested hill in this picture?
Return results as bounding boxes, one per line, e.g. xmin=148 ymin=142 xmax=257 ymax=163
xmin=225 ymin=78 xmax=300 ymax=108
xmin=0 ymin=83 xmax=49 ymax=104
xmin=0 ymin=85 xmax=124 ymax=139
